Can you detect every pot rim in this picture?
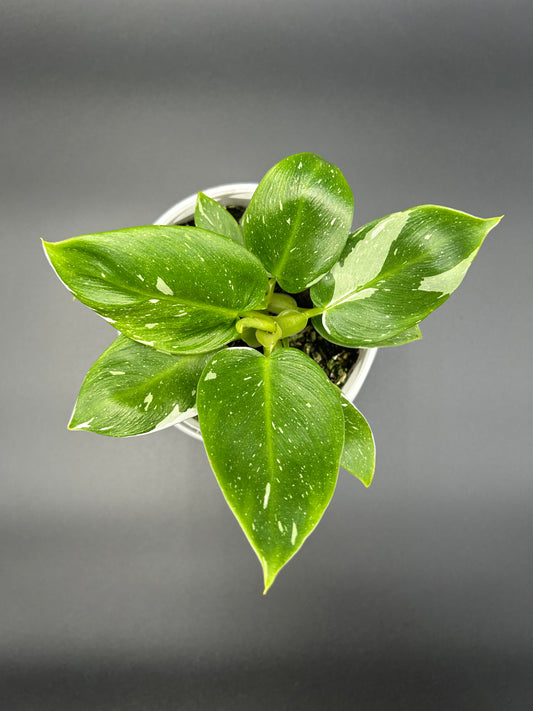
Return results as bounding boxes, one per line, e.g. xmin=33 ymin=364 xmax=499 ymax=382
xmin=155 ymin=183 xmax=376 ymax=441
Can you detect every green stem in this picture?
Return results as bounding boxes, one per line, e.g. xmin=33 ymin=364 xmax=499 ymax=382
xmin=303 ymin=307 xmax=324 ymax=318
xmin=265 ymin=278 xmax=276 ymax=304
xmin=237 ymin=312 xmax=278 ymax=333
xmin=256 ymin=323 xmax=283 ymax=355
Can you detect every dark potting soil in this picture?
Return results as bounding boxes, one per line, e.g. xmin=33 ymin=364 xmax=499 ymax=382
xmin=177 ymin=205 xmax=360 ymax=387
xmin=287 ymin=325 xmax=359 ymax=388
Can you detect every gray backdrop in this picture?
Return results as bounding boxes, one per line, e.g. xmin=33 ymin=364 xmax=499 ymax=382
xmin=2 ymin=1 xmax=532 ymax=708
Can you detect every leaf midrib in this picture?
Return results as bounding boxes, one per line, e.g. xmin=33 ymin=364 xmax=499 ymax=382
xmin=51 ymin=240 xmax=262 ymax=320
xmin=76 ymin=276 xmax=247 ymax=320
xmin=261 ymin=356 xmax=276 ymax=493
xmin=272 ymin=166 xmax=319 ymax=279
xmin=92 ymin=342 xmax=208 ymax=404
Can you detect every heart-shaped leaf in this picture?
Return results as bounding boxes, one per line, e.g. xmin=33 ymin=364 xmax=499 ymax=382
xmin=242 ymin=153 xmax=354 ymax=293
xmin=43 ymin=226 xmax=269 ymax=354
xmin=197 ymin=347 xmax=345 ymax=592
xmin=69 ymin=335 xmax=215 ymax=436
xmin=195 ymin=192 xmax=245 ymax=245
xmin=311 ymin=206 xmax=501 ymax=347
xmin=340 ymin=397 xmax=375 ymax=487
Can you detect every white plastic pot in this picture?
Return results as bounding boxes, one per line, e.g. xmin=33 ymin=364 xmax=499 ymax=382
xmin=155 ymin=184 xmax=377 ymax=441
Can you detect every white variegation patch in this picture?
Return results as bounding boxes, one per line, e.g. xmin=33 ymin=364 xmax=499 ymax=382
xmin=311 ymin=207 xmax=500 ymax=348
xmin=71 ymin=417 xmax=94 ymax=430
xmin=263 ymin=482 xmax=271 ymax=509
xmin=143 ymin=392 xmax=153 ymax=410
xmin=154 ymin=404 xmax=197 ymax=431
xmin=135 ymin=339 xmax=155 ymax=347
xmin=344 ymin=286 xmax=376 ymax=303
xmin=418 ymin=251 xmax=478 ymax=296
xmin=156 ymin=277 xmax=174 ymax=295
xmin=324 ymin=211 xmax=409 ymax=309
xmin=291 ymin=522 xmax=298 ymax=545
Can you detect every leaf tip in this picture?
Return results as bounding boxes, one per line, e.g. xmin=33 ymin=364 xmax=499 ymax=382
xmin=42 ymin=239 xmax=61 ymax=274
xmin=41 ymin=238 xmax=53 ymax=256
xmin=66 ymin=416 xmax=78 ymax=431
xmin=261 ymin=559 xmax=279 ymax=595
xmin=486 ymin=215 xmax=504 ymax=231
xmin=361 ymin=469 xmax=375 ymax=488
xmin=67 ymin=408 xmax=95 ymax=433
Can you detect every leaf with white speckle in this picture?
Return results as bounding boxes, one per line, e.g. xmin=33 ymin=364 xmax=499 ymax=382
xmin=242 ymin=153 xmax=354 ymax=293
xmin=314 ymin=321 xmax=422 ymax=347
xmin=311 ymin=206 xmax=501 ymax=347
xmin=195 ymin=192 xmax=245 ymax=245
xmin=43 ymin=226 xmax=268 ymax=354
xmin=69 ymin=335 xmax=215 ymax=437
xmin=372 ymin=324 xmax=422 ymax=347
xmin=340 ymin=397 xmax=375 ymax=487
xmin=197 ymin=347 xmax=344 ymax=592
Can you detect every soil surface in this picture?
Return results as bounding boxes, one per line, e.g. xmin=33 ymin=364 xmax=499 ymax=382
xmin=178 ymin=205 xmax=359 ymax=387
xmin=287 ymin=325 xmax=359 ymax=388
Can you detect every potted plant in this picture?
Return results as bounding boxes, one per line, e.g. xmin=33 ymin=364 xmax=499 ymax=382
xmin=154 ymin=183 xmax=377 ymax=440
xmin=43 ymin=152 xmax=501 ymax=593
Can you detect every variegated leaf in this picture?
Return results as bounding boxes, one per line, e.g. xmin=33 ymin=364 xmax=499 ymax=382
xmin=197 ymin=347 xmax=345 ymax=592
xmin=310 ymin=206 xmax=501 ymax=347
xmin=313 ymin=319 xmax=422 ymax=347
xmin=242 ymin=153 xmax=354 ymax=293
xmin=69 ymin=335 xmax=215 ymax=436
xmin=43 ymin=226 xmax=269 ymax=354
xmin=340 ymin=397 xmax=375 ymax=487
xmin=195 ymin=192 xmax=245 ymax=245
xmin=372 ymin=324 xmax=422 ymax=347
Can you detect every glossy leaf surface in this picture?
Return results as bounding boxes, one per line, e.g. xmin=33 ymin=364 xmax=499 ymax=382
xmin=340 ymin=397 xmax=375 ymax=487
xmin=242 ymin=153 xmax=354 ymax=293
xmin=311 ymin=207 xmax=501 ymax=347
xmin=313 ymin=320 xmax=422 ymax=348
xmin=69 ymin=336 xmax=214 ymax=436
xmin=372 ymin=324 xmax=422 ymax=347
xmin=43 ymin=226 xmax=268 ymax=354
xmin=197 ymin=347 xmax=344 ymax=592
xmin=195 ymin=192 xmax=245 ymax=245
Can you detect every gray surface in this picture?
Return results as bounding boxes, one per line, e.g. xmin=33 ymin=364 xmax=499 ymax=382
xmin=1 ymin=1 xmax=532 ymax=708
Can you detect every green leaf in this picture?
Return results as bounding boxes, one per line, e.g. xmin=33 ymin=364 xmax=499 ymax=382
xmin=310 ymin=207 xmax=501 ymax=347
xmin=313 ymin=319 xmax=422 ymax=347
xmin=242 ymin=153 xmax=354 ymax=293
xmin=195 ymin=192 xmax=245 ymax=245
xmin=340 ymin=397 xmax=375 ymax=487
xmin=43 ymin=226 xmax=269 ymax=354
xmin=197 ymin=347 xmax=345 ymax=592
xmin=373 ymin=324 xmax=422 ymax=347
xmin=69 ymin=335 xmax=214 ymax=436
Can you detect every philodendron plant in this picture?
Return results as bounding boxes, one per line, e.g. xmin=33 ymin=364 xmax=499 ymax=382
xmin=43 ymin=153 xmax=501 ymax=592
